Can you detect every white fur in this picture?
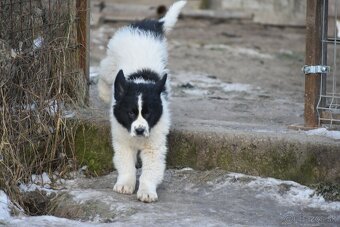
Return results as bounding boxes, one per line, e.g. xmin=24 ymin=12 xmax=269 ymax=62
xmin=98 ymin=1 xmax=186 ymax=203
xmin=160 ymin=0 xmax=187 ymax=33
xmin=98 ymin=0 xmax=187 ymax=104
xmin=130 ymin=95 xmax=150 ymax=137
xmin=98 ymin=28 xmax=168 ymax=104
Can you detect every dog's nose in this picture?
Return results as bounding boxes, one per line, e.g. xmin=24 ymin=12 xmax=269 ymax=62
xmin=135 ymin=128 xmax=145 ymax=136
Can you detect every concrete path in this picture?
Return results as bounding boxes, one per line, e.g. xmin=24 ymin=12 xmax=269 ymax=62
xmin=5 ymin=169 xmax=339 ymax=226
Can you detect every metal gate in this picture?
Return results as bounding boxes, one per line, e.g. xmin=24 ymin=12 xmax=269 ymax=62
xmin=304 ymin=0 xmax=340 ymax=128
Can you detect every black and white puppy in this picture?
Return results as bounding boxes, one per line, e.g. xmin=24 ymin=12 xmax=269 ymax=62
xmin=98 ymin=1 xmax=186 ymax=202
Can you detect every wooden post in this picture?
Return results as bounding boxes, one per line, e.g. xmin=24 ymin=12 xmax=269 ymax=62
xmin=304 ymin=0 xmax=323 ymax=128
xmin=76 ymin=0 xmax=90 ymax=104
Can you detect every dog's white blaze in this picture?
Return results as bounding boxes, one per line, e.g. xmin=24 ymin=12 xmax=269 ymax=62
xmin=130 ymin=94 xmax=149 ymax=137
xmin=138 ymin=94 xmax=142 ymax=116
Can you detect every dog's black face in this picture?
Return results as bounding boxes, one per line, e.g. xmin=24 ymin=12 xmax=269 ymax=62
xmin=113 ymin=70 xmax=167 ymax=137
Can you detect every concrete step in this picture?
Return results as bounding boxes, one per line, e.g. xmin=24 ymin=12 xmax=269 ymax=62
xmin=72 ymin=116 xmax=340 ymax=186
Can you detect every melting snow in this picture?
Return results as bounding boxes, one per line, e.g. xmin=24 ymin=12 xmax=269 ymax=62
xmin=227 ymin=173 xmax=340 ymax=211
xmin=203 ymin=44 xmax=273 ymax=59
xmin=2 ymin=171 xmax=339 ymax=226
xmin=7 ymin=215 xmax=104 ymax=227
xmin=222 ymin=83 xmax=251 ymax=92
xmin=182 ymin=89 xmax=210 ymax=96
xmin=90 ymin=66 xmax=100 ymax=78
xmin=305 ymin=128 xmax=340 ymax=140
xmin=33 ymin=36 xmax=44 ymax=50
xmin=0 ymin=190 xmax=10 ymax=221
xmin=178 ymin=167 xmax=194 ymax=171
xmin=173 ymin=72 xmax=254 ymax=97
xmin=19 ymin=172 xmax=56 ymax=196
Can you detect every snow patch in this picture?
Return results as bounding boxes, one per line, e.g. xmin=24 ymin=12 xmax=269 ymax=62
xmin=227 ymin=173 xmax=340 ymax=211
xmin=182 ymin=89 xmax=210 ymax=96
xmin=0 ymin=190 xmax=10 ymax=221
xmin=45 ymin=100 xmax=75 ymax=118
xmin=203 ymin=44 xmax=273 ymax=59
xmin=173 ymin=72 xmax=254 ymax=97
xmin=69 ymin=190 xmax=106 ymax=204
xmin=90 ymin=66 xmax=100 ymax=85
xmin=222 ymin=83 xmax=251 ymax=92
xmin=19 ymin=172 xmax=56 ymax=196
xmin=31 ymin=172 xmax=52 ymax=185
xmin=33 ymin=36 xmax=44 ymax=50
xmin=178 ymin=167 xmax=194 ymax=171
xmin=7 ymin=215 xmax=102 ymax=227
xmin=3 ymin=100 xmax=76 ymax=119
xmin=90 ymin=66 xmax=100 ymax=78
xmin=305 ymin=128 xmax=340 ymax=140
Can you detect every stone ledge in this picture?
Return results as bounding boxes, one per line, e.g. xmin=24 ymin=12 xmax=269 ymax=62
xmin=73 ymin=119 xmax=340 ymax=185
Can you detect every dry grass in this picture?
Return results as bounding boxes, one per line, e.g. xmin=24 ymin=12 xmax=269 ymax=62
xmin=0 ymin=0 xmax=87 ymax=213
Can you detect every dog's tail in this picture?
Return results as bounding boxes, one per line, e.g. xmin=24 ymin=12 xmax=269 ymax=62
xmin=159 ymin=1 xmax=187 ymax=33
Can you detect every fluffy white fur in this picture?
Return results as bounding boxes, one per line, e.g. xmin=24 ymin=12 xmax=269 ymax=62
xmin=160 ymin=0 xmax=187 ymax=33
xmin=98 ymin=27 xmax=168 ymax=104
xmin=98 ymin=1 xmax=186 ymax=202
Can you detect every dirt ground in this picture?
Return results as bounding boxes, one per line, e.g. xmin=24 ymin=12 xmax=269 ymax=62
xmin=89 ymin=1 xmax=306 ymax=131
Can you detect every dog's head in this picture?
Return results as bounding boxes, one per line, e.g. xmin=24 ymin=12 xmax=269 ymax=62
xmin=113 ymin=70 xmax=167 ymax=137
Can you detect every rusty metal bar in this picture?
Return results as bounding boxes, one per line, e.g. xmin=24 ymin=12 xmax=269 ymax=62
xmin=76 ymin=0 xmax=90 ymax=104
xmin=304 ymin=0 xmax=323 ymax=128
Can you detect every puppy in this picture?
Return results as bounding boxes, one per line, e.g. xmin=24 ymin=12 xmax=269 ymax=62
xmin=98 ymin=1 xmax=187 ymax=202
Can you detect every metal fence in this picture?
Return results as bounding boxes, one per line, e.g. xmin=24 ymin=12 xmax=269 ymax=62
xmin=304 ymin=0 xmax=340 ymax=128
xmin=318 ymin=0 xmax=340 ymax=127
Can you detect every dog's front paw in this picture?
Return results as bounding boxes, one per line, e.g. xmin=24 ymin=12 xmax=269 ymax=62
xmin=113 ymin=183 xmax=135 ymax=194
xmin=137 ymin=189 xmax=158 ymax=203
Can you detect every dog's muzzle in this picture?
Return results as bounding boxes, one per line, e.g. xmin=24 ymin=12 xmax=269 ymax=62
xmin=133 ymin=127 xmax=149 ymax=137
xmin=135 ymin=127 xmax=145 ymax=136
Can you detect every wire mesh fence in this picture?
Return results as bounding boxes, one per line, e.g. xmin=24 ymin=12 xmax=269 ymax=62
xmin=0 ymin=0 xmax=89 ymax=212
xmin=317 ymin=0 xmax=340 ymax=127
xmin=304 ymin=0 xmax=340 ymax=128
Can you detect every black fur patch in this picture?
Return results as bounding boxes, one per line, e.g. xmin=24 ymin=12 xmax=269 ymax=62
xmin=127 ymin=69 xmax=161 ymax=83
xmin=113 ymin=70 xmax=167 ymax=133
xmin=130 ymin=20 xmax=164 ymax=38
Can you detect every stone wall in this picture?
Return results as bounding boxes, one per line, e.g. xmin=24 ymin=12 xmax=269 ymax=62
xmin=208 ymin=0 xmax=306 ymax=26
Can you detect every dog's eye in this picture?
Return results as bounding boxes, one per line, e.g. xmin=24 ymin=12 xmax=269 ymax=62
xmin=128 ymin=111 xmax=136 ymax=118
xmin=143 ymin=111 xmax=150 ymax=118
xmin=142 ymin=109 xmax=150 ymax=118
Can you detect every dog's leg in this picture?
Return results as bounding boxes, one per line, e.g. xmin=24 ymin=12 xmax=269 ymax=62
xmin=98 ymin=56 xmax=116 ymax=104
xmin=137 ymin=145 xmax=166 ymax=202
xmin=113 ymin=144 xmax=137 ymax=194
xmin=97 ymin=79 xmax=112 ymax=104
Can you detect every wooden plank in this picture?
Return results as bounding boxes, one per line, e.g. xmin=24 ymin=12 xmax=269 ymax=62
xmin=77 ymin=0 xmax=90 ymax=104
xmin=304 ymin=0 xmax=323 ymax=128
xmin=288 ymin=124 xmax=319 ymax=131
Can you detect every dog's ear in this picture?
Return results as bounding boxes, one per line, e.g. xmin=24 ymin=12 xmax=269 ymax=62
xmin=114 ymin=70 xmax=126 ymax=100
xmin=155 ymin=74 xmax=167 ymax=95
